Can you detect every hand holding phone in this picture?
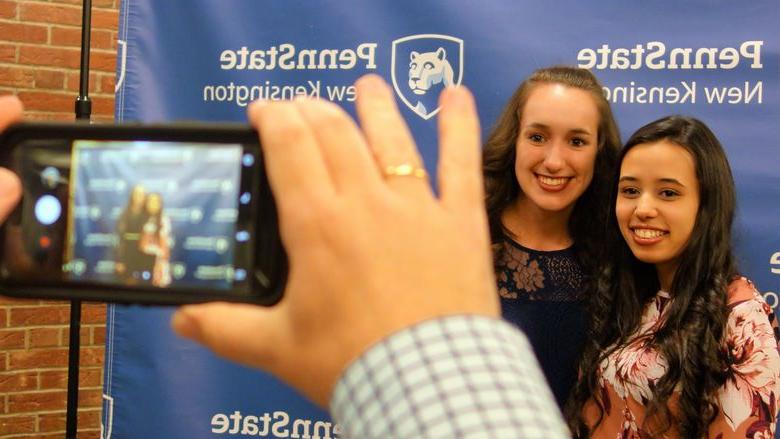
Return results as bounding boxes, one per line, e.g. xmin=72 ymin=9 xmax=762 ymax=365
xmin=0 ymin=120 xmax=285 ymax=305
xmin=173 ymin=76 xmax=498 ymax=407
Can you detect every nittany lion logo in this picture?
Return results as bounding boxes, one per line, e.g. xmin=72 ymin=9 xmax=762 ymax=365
xmin=408 ymin=48 xmax=454 ymax=95
xmin=392 ymin=34 xmax=463 ymax=120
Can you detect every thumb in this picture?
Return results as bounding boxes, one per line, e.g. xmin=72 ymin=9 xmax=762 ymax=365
xmin=0 ymin=95 xmax=23 ymax=129
xmin=0 ymin=168 xmax=21 ymax=223
xmin=172 ymin=302 xmax=287 ymax=371
xmin=0 ymin=95 xmax=24 ymax=223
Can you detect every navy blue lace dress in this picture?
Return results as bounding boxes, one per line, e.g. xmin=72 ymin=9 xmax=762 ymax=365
xmin=496 ymin=236 xmax=588 ymax=408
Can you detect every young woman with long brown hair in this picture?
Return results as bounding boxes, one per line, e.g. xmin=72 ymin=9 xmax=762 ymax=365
xmin=483 ymin=66 xmax=621 ymax=406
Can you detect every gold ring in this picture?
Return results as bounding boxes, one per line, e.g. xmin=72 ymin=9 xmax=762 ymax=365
xmin=383 ymin=163 xmax=428 ymax=179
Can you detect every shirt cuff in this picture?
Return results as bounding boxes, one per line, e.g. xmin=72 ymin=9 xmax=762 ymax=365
xmin=330 ymin=315 xmax=570 ymax=438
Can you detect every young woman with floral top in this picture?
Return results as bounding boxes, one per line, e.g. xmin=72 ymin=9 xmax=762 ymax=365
xmin=139 ymin=192 xmax=172 ymax=287
xmin=565 ymin=116 xmax=780 ymax=438
xmin=483 ymin=66 xmax=621 ymax=406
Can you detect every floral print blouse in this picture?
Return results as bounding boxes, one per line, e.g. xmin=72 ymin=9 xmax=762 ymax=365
xmin=584 ymin=277 xmax=780 ymax=438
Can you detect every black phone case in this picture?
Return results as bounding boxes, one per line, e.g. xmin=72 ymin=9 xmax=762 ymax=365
xmin=0 ymin=122 xmax=286 ymax=306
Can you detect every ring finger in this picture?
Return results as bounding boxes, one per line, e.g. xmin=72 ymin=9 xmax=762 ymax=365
xmin=354 ymin=75 xmax=433 ymax=198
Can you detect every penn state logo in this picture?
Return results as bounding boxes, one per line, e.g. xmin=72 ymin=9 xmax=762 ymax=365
xmin=391 ymin=34 xmax=464 ymax=120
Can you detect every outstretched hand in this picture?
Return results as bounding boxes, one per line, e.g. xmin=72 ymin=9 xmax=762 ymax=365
xmin=171 ymin=74 xmax=498 ymax=407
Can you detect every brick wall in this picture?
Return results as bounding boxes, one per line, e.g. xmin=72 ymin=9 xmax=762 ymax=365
xmin=0 ymin=0 xmax=119 ymax=122
xmin=1 ymin=0 xmax=119 ymax=437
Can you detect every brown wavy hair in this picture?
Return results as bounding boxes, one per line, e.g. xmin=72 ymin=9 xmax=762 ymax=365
xmin=564 ymin=116 xmax=737 ymax=437
xmin=483 ymin=66 xmax=621 ymax=276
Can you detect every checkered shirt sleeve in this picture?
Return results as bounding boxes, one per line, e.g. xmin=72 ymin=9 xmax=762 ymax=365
xmin=330 ymin=315 xmax=571 ymax=438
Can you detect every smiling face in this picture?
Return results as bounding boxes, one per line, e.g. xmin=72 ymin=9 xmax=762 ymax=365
xmin=130 ymin=185 xmax=146 ymax=210
xmin=616 ymin=140 xmax=700 ymax=288
xmin=145 ymin=193 xmax=162 ymax=216
xmin=513 ymin=83 xmax=600 ymax=215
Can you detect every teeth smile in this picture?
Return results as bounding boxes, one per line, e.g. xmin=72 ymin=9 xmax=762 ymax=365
xmin=633 ymin=228 xmax=665 ymax=239
xmin=538 ymin=175 xmax=568 ymax=186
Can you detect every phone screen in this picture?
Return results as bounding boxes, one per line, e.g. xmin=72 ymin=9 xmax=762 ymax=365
xmin=0 ymin=125 xmax=282 ymax=304
xmin=59 ymin=140 xmax=255 ymax=291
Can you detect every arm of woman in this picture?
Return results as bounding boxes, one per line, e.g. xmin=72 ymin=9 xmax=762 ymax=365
xmin=115 ymin=213 xmax=127 ymax=267
xmin=139 ymin=221 xmax=159 ymax=255
xmin=158 ymin=216 xmax=171 ymax=260
xmin=710 ymin=279 xmax=780 ymax=438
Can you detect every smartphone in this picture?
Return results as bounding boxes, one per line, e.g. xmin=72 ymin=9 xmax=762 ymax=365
xmin=0 ymin=122 xmax=286 ymax=305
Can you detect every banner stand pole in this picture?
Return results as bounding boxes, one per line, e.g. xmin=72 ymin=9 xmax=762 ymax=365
xmin=67 ymin=1 xmax=92 ymax=437
xmin=65 ymin=301 xmax=82 ymax=439
xmin=75 ymin=0 xmax=92 ymax=121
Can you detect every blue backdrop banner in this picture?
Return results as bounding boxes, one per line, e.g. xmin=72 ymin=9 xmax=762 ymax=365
xmin=103 ymin=1 xmax=779 ymax=437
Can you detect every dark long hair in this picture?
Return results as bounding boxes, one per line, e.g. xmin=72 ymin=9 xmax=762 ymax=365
xmin=565 ymin=116 xmax=737 ymax=437
xmin=483 ymin=66 xmax=620 ymax=275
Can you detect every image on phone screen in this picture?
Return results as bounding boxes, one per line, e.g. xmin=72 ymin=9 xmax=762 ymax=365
xmin=59 ymin=140 xmax=255 ymax=291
